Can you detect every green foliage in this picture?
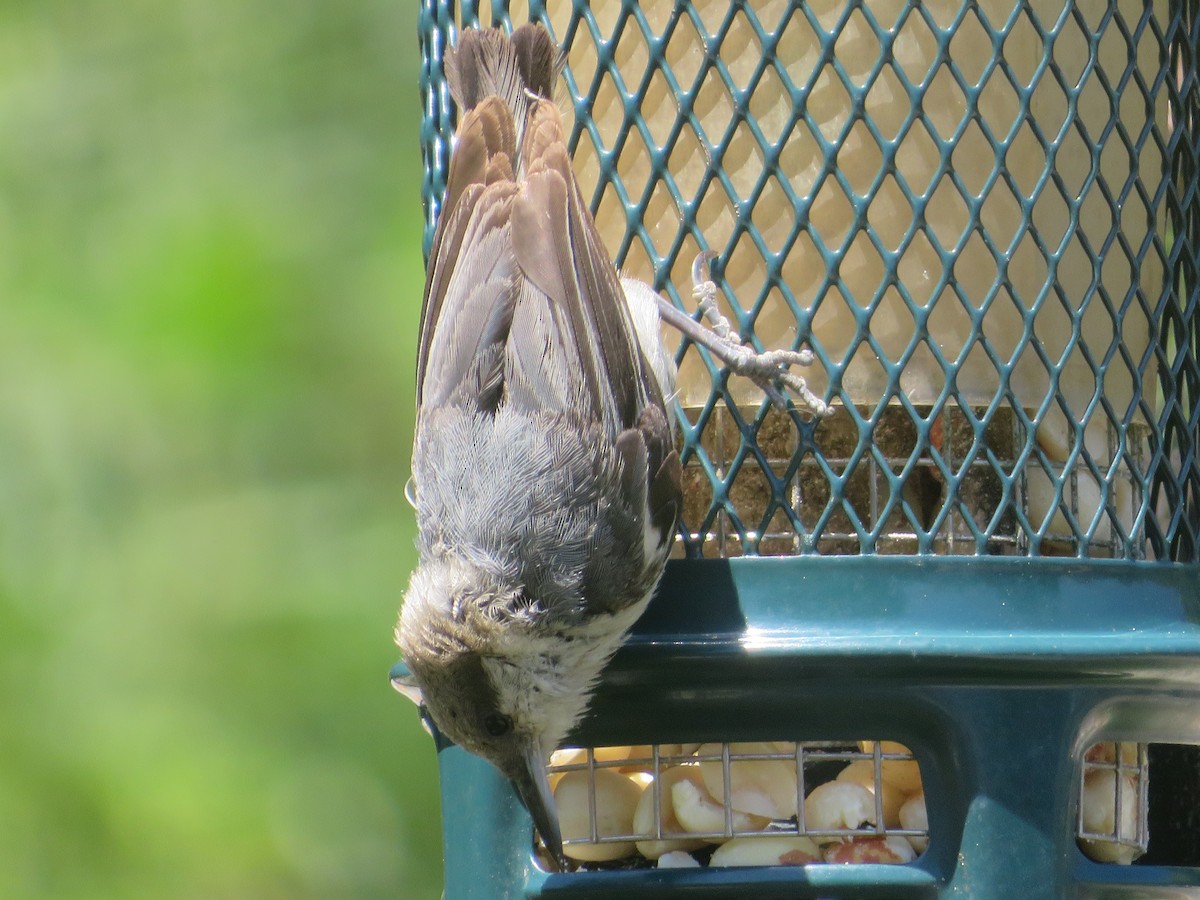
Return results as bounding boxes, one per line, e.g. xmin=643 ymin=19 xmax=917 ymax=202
xmin=0 ymin=1 xmax=441 ymax=896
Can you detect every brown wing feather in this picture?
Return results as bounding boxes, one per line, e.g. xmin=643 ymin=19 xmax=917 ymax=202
xmin=418 ymin=98 xmax=517 ymax=404
xmin=615 ymin=407 xmax=682 ymax=564
xmin=510 ymin=161 xmax=608 ymax=427
xmin=419 ymin=180 xmax=520 ymax=410
xmin=510 ymin=100 xmax=659 ymax=433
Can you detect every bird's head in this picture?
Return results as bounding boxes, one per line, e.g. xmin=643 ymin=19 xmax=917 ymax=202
xmin=395 ymin=557 xmax=568 ymax=868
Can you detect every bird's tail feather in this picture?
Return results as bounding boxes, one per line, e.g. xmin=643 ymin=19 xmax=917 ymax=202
xmin=509 ymin=24 xmax=561 ymax=100
xmin=445 ymin=25 xmax=563 ymax=121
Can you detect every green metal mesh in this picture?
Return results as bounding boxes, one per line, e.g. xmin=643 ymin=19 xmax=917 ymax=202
xmin=418 ymin=0 xmax=1200 ymax=563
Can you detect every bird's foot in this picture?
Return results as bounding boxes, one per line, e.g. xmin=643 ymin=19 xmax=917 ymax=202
xmin=689 ymin=251 xmax=832 ymax=417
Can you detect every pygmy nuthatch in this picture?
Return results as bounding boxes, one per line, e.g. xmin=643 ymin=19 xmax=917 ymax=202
xmin=395 ymin=23 xmax=828 ymax=869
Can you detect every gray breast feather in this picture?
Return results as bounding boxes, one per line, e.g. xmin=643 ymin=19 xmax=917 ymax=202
xmin=414 ymin=405 xmax=647 ymax=622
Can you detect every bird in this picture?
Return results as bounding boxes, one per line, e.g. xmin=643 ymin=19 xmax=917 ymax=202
xmin=394 ymin=22 xmax=828 ymax=870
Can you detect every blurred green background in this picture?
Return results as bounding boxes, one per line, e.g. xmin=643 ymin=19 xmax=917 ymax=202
xmin=0 ymin=1 xmax=443 ymax=896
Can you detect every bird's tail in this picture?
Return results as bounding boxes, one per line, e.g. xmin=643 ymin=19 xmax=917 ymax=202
xmin=445 ymin=24 xmax=563 ymax=119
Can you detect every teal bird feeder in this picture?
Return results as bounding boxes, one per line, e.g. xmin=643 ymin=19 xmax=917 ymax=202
xmin=398 ymin=0 xmax=1200 ymax=896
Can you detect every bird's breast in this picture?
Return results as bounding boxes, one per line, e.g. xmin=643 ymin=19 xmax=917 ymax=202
xmin=413 ymin=405 xmax=655 ymax=620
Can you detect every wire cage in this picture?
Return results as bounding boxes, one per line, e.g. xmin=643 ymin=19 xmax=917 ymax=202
xmin=404 ymin=0 xmax=1200 ymax=897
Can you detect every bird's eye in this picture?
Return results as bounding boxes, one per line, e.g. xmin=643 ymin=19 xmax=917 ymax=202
xmin=483 ymin=713 xmax=513 ymax=737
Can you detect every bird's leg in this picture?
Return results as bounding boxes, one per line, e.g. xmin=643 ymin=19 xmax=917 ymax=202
xmin=654 ymin=252 xmax=833 ymax=416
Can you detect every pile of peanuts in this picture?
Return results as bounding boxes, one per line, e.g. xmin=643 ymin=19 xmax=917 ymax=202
xmin=547 ymin=741 xmax=928 ymax=869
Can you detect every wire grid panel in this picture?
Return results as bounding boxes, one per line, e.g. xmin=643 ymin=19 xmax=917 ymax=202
xmin=544 ymin=741 xmax=927 ymax=869
xmin=1076 ymin=742 xmax=1150 ymax=865
xmin=418 ymin=0 xmax=1200 ymax=562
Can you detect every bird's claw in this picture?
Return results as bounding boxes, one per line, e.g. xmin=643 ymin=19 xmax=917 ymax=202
xmin=691 ymin=255 xmax=738 ymax=345
xmin=690 ymin=252 xmax=833 ymax=417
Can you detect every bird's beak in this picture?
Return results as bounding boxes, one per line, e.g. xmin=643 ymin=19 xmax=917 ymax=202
xmin=510 ymin=739 xmax=566 ymax=871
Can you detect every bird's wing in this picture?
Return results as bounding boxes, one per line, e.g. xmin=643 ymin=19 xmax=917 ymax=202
xmin=418 ymin=39 xmax=681 ymax=561
xmin=507 ymin=100 xmax=660 ymax=435
xmin=417 ymin=97 xmax=520 ymax=411
xmin=508 ymin=100 xmax=681 ymax=557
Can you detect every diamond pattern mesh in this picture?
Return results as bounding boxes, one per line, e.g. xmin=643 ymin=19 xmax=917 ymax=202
xmin=419 ymin=0 xmax=1200 ymax=562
